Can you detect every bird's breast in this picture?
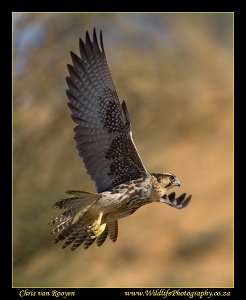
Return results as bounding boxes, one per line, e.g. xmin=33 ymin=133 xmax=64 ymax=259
xmin=150 ymin=175 xmax=167 ymax=201
xmin=99 ymin=176 xmax=156 ymax=212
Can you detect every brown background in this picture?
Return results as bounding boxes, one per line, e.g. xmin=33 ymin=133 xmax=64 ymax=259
xmin=13 ymin=13 xmax=233 ymax=287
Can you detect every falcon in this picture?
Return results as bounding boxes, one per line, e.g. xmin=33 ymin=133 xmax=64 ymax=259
xmin=49 ymin=28 xmax=192 ymax=250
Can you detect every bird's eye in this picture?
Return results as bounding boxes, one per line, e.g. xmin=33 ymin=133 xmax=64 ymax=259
xmin=170 ymin=175 xmax=175 ymax=181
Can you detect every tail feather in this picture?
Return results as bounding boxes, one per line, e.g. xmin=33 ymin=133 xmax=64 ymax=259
xmin=62 ymin=212 xmax=94 ymax=248
xmin=65 ymin=190 xmax=94 ymax=196
xmin=71 ymin=229 xmax=89 ymax=250
xmin=53 ymin=197 xmax=88 ymax=210
xmin=95 ymin=221 xmax=118 ymax=247
xmin=49 ymin=208 xmax=75 ymax=227
xmin=53 ymin=191 xmax=99 ymax=210
xmin=54 ymin=211 xmax=93 ymax=244
xmin=50 ymin=191 xmax=99 ymax=246
xmin=108 ymin=221 xmax=118 ymax=242
xmin=83 ymin=234 xmax=97 ymax=249
xmin=54 ymin=222 xmax=78 ymax=243
xmin=50 ymin=190 xmax=119 ymax=250
xmin=51 ymin=219 xmax=74 ymax=235
xmin=64 ymin=227 xmax=87 ymax=249
xmin=96 ymin=226 xmax=108 ymax=247
xmin=51 ymin=191 xmax=99 ymax=225
xmin=61 ymin=226 xmax=82 ymax=247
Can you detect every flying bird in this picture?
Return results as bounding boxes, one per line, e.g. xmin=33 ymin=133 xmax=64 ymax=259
xmin=49 ymin=28 xmax=191 ymax=250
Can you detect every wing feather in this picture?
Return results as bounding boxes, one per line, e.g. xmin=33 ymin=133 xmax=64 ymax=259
xmin=66 ymin=28 xmax=147 ymax=192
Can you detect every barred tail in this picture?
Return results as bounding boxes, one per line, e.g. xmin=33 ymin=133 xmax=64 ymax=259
xmin=96 ymin=220 xmax=118 ymax=247
xmin=49 ymin=190 xmax=119 ymax=250
xmin=49 ymin=190 xmax=99 ymax=248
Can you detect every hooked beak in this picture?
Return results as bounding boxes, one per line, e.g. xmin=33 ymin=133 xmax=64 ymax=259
xmin=174 ymin=180 xmax=181 ymax=187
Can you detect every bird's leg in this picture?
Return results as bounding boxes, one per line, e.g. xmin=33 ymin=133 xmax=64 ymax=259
xmin=87 ymin=212 xmax=106 ymax=239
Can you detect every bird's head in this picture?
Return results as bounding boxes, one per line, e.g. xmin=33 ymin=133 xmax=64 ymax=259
xmin=151 ymin=172 xmax=180 ymax=190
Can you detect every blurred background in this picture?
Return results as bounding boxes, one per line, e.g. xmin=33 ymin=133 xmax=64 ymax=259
xmin=13 ymin=13 xmax=233 ymax=287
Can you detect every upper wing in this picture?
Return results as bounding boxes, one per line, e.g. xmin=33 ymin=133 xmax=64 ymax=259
xmin=66 ymin=28 xmax=147 ymax=192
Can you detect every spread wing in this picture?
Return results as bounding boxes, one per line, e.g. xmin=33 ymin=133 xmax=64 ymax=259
xmin=66 ymin=28 xmax=147 ymax=192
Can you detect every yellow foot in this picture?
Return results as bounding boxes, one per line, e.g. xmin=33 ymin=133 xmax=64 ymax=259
xmin=87 ymin=212 xmax=106 ymax=239
xmin=90 ymin=223 xmax=106 ymax=239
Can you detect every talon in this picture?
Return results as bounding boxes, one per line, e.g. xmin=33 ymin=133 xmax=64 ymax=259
xmin=90 ymin=223 xmax=107 ymax=239
xmin=86 ymin=212 xmax=106 ymax=239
